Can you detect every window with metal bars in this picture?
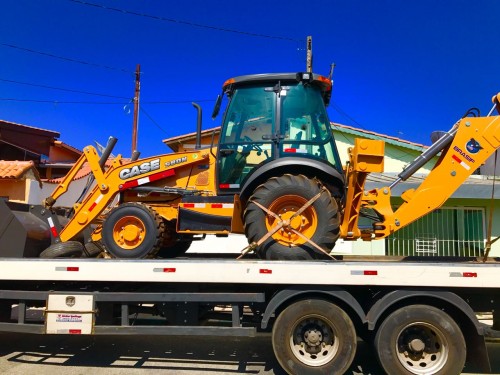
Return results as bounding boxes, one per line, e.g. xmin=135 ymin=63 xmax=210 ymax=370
xmin=386 ymin=207 xmax=485 ymax=257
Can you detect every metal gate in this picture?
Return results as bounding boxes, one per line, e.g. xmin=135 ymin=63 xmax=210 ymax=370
xmin=386 ymin=207 xmax=485 ymax=257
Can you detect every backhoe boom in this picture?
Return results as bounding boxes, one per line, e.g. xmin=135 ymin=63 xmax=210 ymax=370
xmin=342 ymin=93 xmax=500 ymax=240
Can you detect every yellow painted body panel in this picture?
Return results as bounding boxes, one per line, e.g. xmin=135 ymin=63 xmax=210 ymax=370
xmin=50 ymin=147 xmax=215 ymax=242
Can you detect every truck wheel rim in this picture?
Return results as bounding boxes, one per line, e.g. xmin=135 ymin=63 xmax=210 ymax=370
xmin=289 ymin=314 xmax=339 ymax=366
xmin=395 ymin=322 xmax=449 ymax=374
xmin=266 ymin=195 xmax=318 ymax=247
xmin=112 ymin=216 xmax=146 ymax=250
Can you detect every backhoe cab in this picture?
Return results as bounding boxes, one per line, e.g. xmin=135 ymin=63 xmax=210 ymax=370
xmin=215 ymin=72 xmax=344 ymax=199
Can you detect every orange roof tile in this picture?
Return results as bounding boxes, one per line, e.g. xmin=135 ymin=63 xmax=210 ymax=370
xmin=0 ymin=160 xmax=42 ymax=187
xmin=45 ymin=158 xmax=130 ymax=184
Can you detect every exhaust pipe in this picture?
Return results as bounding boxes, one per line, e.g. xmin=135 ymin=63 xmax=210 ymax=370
xmin=192 ymin=102 xmax=202 ymax=149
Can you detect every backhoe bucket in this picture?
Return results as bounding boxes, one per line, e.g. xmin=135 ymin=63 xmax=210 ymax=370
xmin=0 ymin=199 xmax=52 ymax=257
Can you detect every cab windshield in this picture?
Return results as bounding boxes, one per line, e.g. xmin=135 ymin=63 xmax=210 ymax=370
xmin=217 ymin=81 xmax=341 ymax=187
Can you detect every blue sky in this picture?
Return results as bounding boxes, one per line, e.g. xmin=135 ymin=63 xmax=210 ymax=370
xmin=1 ymin=0 xmax=499 ymax=158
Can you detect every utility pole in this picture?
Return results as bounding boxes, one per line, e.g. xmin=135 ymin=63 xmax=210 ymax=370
xmin=131 ymin=64 xmax=141 ymax=155
xmin=306 ymin=36 xmax=313 ymax=73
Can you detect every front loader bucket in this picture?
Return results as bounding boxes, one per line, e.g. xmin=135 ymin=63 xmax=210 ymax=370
xmin=0 ymin=199 xmax=51 ymax=257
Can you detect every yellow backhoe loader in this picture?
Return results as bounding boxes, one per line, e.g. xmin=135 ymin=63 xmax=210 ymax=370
xmin=1 ymin=72 xmax=499 ymax=261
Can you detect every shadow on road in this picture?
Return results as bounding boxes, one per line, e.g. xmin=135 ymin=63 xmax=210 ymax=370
xmin=0 ymin=333 xmax=282 ymax=374
xmin=3 ymin=332 xmax=491 ymax=374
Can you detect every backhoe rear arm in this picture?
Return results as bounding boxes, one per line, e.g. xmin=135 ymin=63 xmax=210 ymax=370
xmin=342 ymin=93 xmax=500 ymax=240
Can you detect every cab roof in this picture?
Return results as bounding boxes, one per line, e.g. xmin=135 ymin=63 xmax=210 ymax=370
xmin=222 ymin=72 xmax=332 ymax=91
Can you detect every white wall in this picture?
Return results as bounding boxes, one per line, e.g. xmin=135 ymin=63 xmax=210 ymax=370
xmin=40 ymin=179 xmax=91 ymax=208
xmin=481 ymin=152 xmax=500 ymax=176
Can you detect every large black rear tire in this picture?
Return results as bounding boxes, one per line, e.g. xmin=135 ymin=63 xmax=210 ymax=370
xmin=244 ymin=174 xmax=339 ymax=260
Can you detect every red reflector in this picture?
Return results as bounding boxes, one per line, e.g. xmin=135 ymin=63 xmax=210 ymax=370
xmin=284 ymin=148 xmax=295 ymax=153
xmin=183 ymin=203 xmax=195 ymax=208
xmin=67 ymin=267 xmax=79 ymax=272
xmin=259 ymin=269 xmax=272 ymax=274
xmin=211 ymin=203 xmax=223 ymax=208
xmin=219 ymin=184 xmax=230 ymax=189
xmin=163 ymin=268 xmax=176 ymax=273
xmin=463 ymin=272 xmax=477 ymax=278
xmin=364 ymin=270 xmax=378 ymax=275
xmin=120 ymin=180 xmax=138 ymax=190
xmin=69 ymin=329 xmax=82 ymax=334
xmin=50 ymin=227 xmax=58 ymax=237
xmin=148 ymin=169 xmax=175 ymax=182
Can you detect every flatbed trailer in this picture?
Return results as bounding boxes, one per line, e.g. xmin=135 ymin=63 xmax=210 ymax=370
xmin=0 ymin=255 xmax=499 ymax=374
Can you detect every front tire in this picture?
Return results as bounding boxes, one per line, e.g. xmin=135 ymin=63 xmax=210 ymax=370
xmin=272 ymin=299 xmax=356 ymax=375
xmin=102 ymin=203 xmax=165 ymax=259
xmin=244 ymin=174 xmax=339 ymax=260
xmin=374 ymin=305 xmax=466 ymax=375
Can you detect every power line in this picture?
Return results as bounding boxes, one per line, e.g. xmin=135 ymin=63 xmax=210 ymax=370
xmin=330 ymin=100 xmax=365 ymax=129
xmin=141 ymin=99 xmax=215 ymax=104
xmin=0 ymin=98 xmax=215 ymax=104
xmin=140 ymin=106 xmax=168 ymax=134
xmin=0 ymin=78 xmax=129 ymax=99
xmin=0 ymin=42 xmax=132 ymax=74
xmin=68 ymin=0 xmax=300 ymax=42
xmin=0 ymin=98 xmax=126 ymax=104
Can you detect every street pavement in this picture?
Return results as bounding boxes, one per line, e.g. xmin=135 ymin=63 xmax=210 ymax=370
xmin=0 ymin=332 xmax=498 ymax=374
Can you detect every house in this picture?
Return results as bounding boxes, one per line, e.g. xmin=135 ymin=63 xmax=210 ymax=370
xmin=0 ymin=160 xmax=42 ymax=204
xmin=0 ymin=120 xmax=81 ymax=180
xmin=0 ymin=119 xmax=83 ymax=206
xmin=163 ymin=123 xmax=500 ymax=257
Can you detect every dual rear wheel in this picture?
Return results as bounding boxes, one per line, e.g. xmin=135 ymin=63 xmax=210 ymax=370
xmin=374 ymin=305 xmax=466 ymax=375
xmin=272 ymin=299 xmax=356 ymax=374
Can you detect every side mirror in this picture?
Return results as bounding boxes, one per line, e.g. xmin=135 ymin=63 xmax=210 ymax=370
xmin=211 ymin=94 xmax=222 ymax=120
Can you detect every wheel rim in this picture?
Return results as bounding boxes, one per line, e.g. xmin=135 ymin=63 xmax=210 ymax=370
xmin=112 ymin=215 xmax=147 ymax=250
xmin=289 ymin=314 xmax=339 ymax=367
xmin=395 ymin=321 xmax=449 ymax=374
xmin=266 ymin=195 xmax=318 ymax=247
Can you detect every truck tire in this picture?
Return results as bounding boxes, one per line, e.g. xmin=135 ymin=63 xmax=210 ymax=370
xmin=102 ymin=203 xmax=165 ymax=259
xmin=244 ymin=174 xmax=339 ymax=260
xmin=374 ymin=304 xmax=466 ymax=375
xmin=39 ymin=241 xmax=84 ymax=258
xmin=272 ymin=299 xmax=356 ymax=375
